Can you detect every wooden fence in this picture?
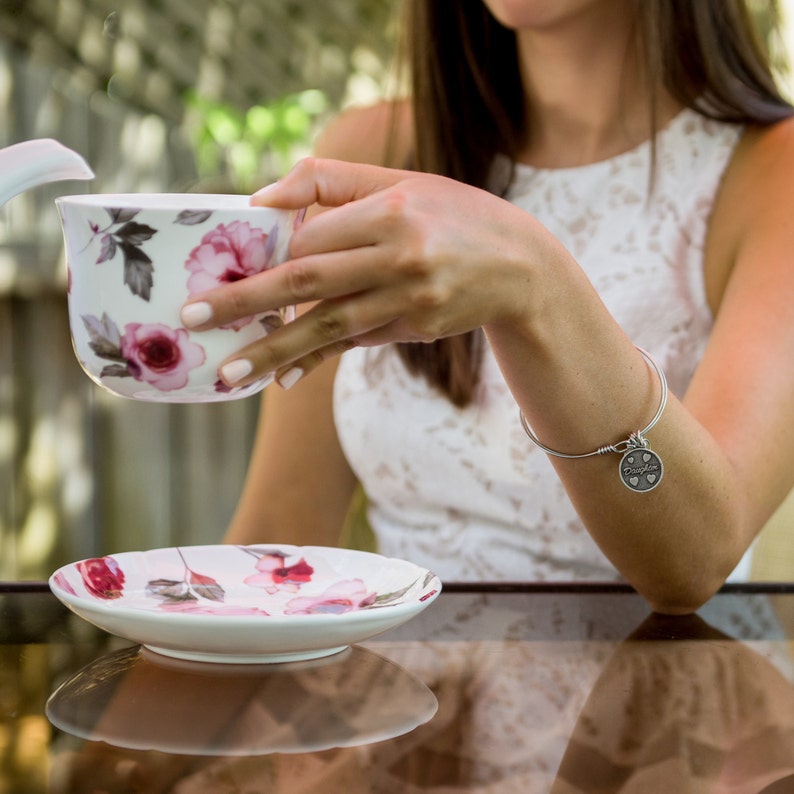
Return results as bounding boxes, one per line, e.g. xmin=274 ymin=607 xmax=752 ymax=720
xmin=0 ymin=49 xmax=263 ymax=579
xmin=0 ymin=0 xmax=396 ymax=579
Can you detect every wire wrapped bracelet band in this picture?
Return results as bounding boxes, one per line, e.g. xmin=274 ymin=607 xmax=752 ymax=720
xmin=519 ymin=347 xmax=667 ymax=493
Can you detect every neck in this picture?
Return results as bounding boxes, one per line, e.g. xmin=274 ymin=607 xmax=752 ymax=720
xmin=512 ymin=6 xmax=678 ymax=168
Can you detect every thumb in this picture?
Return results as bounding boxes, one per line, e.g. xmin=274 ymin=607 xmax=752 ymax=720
xmin=250 ymin=157 xmax=407 ymax=210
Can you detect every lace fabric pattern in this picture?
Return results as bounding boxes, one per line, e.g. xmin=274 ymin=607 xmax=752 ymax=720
xmin=333 ymin=109 xmax=747 ymax=583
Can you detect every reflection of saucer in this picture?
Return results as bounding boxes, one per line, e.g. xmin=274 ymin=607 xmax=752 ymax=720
xmin=46 ymin=644 xmax=438 ymax=755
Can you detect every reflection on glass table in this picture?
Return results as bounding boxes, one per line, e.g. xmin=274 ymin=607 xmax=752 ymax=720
xmin=552 ymin=612 xmax=794 ymax=793
xmin=3 ymin=583 xmax=794 ymax=792
xmin=46 ymin=644 xmax=437 ymax=755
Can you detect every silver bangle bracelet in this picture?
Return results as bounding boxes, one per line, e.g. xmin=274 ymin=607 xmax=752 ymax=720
xmin=519 ymin=346 xmax=667 ymax=492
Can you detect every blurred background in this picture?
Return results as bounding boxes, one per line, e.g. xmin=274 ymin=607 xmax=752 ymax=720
xmin=0 ymin=0 xmax=398 ymax=579
xmin=0 ymin=0 xmax=791 ymax=581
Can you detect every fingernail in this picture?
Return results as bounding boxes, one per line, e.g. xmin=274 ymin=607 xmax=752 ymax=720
xmin=180 ymin=301 xmax=213 ymax=328
xmin=220 ymin=359 xmax=253 ymax=384
xmin=277 ymin=366 xmax=304 ymax=390
xmin=252 ymin=181 xmax=279 ymax=201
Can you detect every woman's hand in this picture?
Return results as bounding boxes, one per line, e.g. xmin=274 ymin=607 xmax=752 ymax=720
xmin=180 ymin=157 xmax=559 ymax=388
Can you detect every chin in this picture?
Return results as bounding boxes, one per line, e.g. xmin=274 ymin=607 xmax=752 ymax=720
xmin=481 ymin=0 xmax=608 ymax=30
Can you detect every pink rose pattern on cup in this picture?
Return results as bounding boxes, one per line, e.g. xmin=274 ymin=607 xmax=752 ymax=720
xmin=185 ymin=220 xmax=278 ymax=331
xmin=121 ymin=322 xmax=206 ymax=391
xmin=81 ymin=315 xmax=206 ymax=392
xmin=67 ymin=547 xmax=438 ymax=618
xmin=77 ymin=208 xmax=286 ymax=394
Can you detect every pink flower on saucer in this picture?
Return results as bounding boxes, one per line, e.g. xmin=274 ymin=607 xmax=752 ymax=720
xmin=284 ymin=579 xmax=377 ymax=615
xmin=52 ymin=571 xmax=77 ymax=597
xmin=157 ymin=602 xmax=270 ymax=616
xmin=121 ymin=322 xmax=206 ymax=391
xmin=77 ymin=556 xmax=125 ymax=599
xmin=244 ymin=552 xmax=315 ymax=594
xmin=185 ymin=221 xmax=276 ymax=330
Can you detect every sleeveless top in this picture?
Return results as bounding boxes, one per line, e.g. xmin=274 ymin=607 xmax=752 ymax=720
xmin=333 ymin=109 xmax=751 ymax=582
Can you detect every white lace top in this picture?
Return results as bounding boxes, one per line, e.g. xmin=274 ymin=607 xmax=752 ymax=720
xmin=334 ymin=109 xmax=750 ymax=582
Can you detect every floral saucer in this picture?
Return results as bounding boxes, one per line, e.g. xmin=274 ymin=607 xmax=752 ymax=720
xmin=49 ymin=545 xmax=441 ymax=663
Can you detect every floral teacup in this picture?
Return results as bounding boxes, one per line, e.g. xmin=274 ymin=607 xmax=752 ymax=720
xmin=56 ymin=193 xmax=303 ymax=402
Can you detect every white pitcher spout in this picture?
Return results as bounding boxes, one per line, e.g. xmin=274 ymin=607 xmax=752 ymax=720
xmin=0 ymin=138 xmax=94 ymax=207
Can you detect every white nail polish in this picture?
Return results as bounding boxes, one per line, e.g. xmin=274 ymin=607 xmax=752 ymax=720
xmin=277 ymin=366 xmax=304 ymax=390
xmin=180 ymin=301 xmax=213 ymax=328
xmin=252 ymin=181 xmax=279 ymax=201
xmin=220 ymin=359 xmax=253 ymax=384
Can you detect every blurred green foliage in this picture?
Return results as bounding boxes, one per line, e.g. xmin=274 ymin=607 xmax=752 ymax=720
xmin=184 ymin=87 xmax=330 ymax=191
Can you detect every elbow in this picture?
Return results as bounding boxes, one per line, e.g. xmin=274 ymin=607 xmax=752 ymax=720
xmin=639 ymin=570 xmax=731 ymax=616
xmin=645 ymin=596 xmax=710 ymax=616
xmin=635 ymin=523 xmax=751 ymax=615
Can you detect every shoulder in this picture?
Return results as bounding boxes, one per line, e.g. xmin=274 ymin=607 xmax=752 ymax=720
xmin=726 ymin=116 xmax=794 ymax=188
xmin=715 ymin=116 xmax=794 ymax=215
xmin=312 ymin=98 xmax=413 ymax=168
xmin=705 ymin=115 xmax=794 ymax=311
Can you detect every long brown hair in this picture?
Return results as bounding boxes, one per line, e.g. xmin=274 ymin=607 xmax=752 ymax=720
xmin=394 ymin=0 xmax=792 ymax=407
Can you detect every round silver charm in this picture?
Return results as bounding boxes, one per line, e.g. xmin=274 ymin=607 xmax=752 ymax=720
xmin=619 ymin=447 xmax=663 ymax=492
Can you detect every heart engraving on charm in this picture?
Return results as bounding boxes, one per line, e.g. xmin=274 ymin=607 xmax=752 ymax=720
xmin=620 ymin=446 xmax=664 ymax=492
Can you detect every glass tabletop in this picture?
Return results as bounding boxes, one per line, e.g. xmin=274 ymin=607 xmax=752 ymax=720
xmin=3 ymin=582 xmax=794 ymax=793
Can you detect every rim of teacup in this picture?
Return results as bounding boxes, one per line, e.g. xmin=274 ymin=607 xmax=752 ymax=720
xmin=55 ymin=192 xmax=279 ymax=211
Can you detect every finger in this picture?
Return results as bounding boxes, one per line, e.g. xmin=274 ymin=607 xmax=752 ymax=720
xmin=287 ymin=184 xmax=405 ymax=259
xmin=180 ymin=246 xmax=387 ymax=331
xmin=251 ymin=157 xmax=409 ymax=211
xmin=217 ymin=330 xmax=356 ymax=390
xmin=273 ymin=338 xmax=359 ymax=390
xmin=270 ymin=304 xmax=418 ymax=388
xmin=273 ymin=316 xmax=414 ymax=389
xmin=216 ymin=291 xmax=400 ymax=387
xmin=219 ymin=303 xmax=372 ymax=386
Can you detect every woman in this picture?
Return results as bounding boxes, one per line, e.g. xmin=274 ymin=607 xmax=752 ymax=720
xmin=180 ymin=0 xmax=794 ymax=614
